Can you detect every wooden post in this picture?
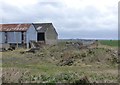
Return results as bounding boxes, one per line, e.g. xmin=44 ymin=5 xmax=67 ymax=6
xmin=23 ymin=32 xmax=26 ymax=48
xmin=5 ymin=32 xmax=7 ymax=43
xmin=16 ymin=32 xmax=18 ymax=48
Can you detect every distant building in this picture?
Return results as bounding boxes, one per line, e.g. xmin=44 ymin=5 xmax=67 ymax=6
xmin=0 ymin=23 xmax=58 ymax=48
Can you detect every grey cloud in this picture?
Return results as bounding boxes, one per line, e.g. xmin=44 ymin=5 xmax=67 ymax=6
xmin=1 ymin=0 xmax=118 ymax=39
xmin=59 ymin=29 xmax=118 ymax=39
xmin=38 ymin=1 xmax=64 ymax=8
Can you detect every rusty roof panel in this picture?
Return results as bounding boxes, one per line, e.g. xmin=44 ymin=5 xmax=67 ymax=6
xmin=0 ymin=24 xmax=31 ymax=32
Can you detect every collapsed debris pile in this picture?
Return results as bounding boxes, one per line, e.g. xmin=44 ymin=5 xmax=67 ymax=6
xmin=55 ymin=41 xmax=118 ymax=66
xmin=57 ymin=57 xmax=74 ymax=66
xmin=29 ymin=40 xmax=45 ymax=48
xmin=19 ymin=40 xmax=118 ymax=66
xmin=65 ymin=41 xmax=84 ymax=49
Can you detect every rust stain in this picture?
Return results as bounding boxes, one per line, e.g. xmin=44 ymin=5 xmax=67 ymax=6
xmin=0 ymin=24 xmax=31 ymax=32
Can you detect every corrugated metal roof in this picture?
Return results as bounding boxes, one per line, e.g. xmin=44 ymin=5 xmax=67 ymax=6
xmin=0 ymin=23 xmax=58 ymax=35
xmin=33 ymin=23 xmax=52 ymax=32
xmin=0 ymin=24 xmax=31 ymax=32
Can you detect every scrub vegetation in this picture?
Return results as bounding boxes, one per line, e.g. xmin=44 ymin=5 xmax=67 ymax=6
xmin=1 ymin=40 xmax=119 ymax=84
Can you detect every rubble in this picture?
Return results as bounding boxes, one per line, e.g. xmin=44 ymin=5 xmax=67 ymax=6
xmin=26 ymin=48 xmax=40 ymax=53
xmin=57 ymin=58 xmax=74 ymax=66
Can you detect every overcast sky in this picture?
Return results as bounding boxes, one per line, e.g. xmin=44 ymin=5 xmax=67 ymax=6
xmin=0 ymin=0 xmax=119 ymax=39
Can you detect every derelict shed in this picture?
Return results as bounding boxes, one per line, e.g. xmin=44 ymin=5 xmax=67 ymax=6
xmin=0 ymin=23 xmax=58 ymax=49
xmin=33 ymin=23 xmax=58 ymax=45
xmin=0 ymin=24 xmax=30 ymax=44
xmin=0 ymin=24 xmax=37 ymax=48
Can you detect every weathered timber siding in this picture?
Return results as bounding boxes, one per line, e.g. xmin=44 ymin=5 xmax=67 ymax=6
xmin=7 ymin=32 xmax=22 ymax=43
xmin=26 ymin=25 xmax=37 ymax=48
xmin=0 ymin=32 xmax=5 ymax=43
xmin=0 ymin=32 xmax=22 ymax=44
xmin=45 ymin=25 xmax=58 ymax=45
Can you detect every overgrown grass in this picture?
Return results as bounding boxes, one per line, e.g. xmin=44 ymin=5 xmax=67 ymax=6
xmin=1 ymin=41 xmax=119 ymax=83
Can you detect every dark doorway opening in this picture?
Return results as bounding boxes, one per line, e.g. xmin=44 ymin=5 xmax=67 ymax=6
xmin=21 ymin=32 xmax=24 ymax=44
xmin=37 ymin=33 xmax=45 ymax=41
